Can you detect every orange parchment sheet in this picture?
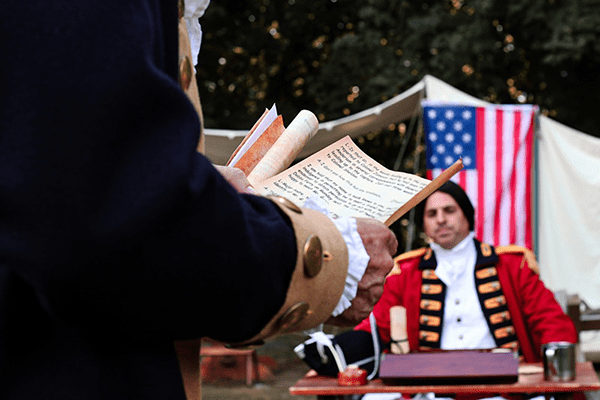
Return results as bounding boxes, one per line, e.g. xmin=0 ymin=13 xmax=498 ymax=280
xmin=232 ymin=115 xmax=286 ymax=176
xmin=247 ymin=110 xmax=319 ymax=185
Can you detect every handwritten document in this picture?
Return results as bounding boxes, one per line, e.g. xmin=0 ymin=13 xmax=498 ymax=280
xmin=257 ymin=136 xmax=433 ymax=224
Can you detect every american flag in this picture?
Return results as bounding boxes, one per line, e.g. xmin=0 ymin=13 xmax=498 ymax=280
xmin=422 ymin=102 xmax=537 ymax=249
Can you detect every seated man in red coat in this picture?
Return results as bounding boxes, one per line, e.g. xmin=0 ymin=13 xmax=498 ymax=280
xmin=296 ymin=181 xmax=577 ymax=380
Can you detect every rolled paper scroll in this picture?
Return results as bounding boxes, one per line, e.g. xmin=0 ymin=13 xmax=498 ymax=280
xmin=390 ymin=305 xmax=409 ymax=354
xmin=247 ymin=109 xmax=320 ymax=185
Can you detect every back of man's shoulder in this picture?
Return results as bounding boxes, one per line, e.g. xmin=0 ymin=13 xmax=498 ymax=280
xmin=495 ymin=245 xmax=539 ymax=275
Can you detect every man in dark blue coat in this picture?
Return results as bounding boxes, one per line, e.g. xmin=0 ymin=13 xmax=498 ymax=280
xmin=0 ymin=1 xmax=398 ymax=398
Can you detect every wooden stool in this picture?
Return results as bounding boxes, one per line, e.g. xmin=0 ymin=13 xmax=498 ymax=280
xmin=200 ymin=344 xmax=259 ymax=386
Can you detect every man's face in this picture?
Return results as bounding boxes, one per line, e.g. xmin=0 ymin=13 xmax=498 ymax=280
xmin=423 ymin=191 xmax=471 ymax=250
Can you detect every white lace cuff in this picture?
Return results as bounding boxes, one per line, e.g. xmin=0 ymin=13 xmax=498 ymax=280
xmin=302 ymin=196 xmax=370 ymax=317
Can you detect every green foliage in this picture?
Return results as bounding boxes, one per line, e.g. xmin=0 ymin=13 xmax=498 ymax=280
xmin=198 ymin=0 xmax=600 ymax=134
xmin=197 ymin=0 xmax=600 ymax=250
xmin=197 ymin=0 xmax=363 ymax=129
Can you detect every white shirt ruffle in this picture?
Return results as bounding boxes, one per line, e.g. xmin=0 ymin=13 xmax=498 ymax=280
xmin=430 ymin=232 xmax=496 ymax=350
xmin=182 ymin=0 xmax=211 ymax=66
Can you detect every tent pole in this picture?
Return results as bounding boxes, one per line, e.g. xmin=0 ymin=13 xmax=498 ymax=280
xmin=393 ymin=91 xmax=424 ymax=171
xmin=405 ymin=102 xmax=425 ymax=253
xmin=533 ymin=109 xmax=541 ymax=258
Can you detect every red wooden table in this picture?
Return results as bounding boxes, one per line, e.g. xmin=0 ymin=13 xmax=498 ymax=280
xmin=289 ymin=362 xmax=600 ymax=399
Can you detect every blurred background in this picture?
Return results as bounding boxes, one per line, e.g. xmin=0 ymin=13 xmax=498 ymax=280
xmin=196 ymin=0 xmax=599 ymax=251
xmin=195 ymin=2 xmax=600 ymax=395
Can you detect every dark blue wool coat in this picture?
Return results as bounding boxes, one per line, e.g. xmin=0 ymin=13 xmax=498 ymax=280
xmin=0 ymin=1 xmax=296 ymax=398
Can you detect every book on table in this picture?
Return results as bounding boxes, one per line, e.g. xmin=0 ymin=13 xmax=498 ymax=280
xmin=379 ymin=350 xmax=520 ymax=385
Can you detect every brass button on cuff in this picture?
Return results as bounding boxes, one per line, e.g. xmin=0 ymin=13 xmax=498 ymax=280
xmin=303 ymin=235 xmax=323 ymax=277
xmin=278 ymin=302 xmax=309 ymax=331
xmin=178 ymin=0 xmax=184 ymax=19
xmin=179 ymin=55 xmax=193 ymax=91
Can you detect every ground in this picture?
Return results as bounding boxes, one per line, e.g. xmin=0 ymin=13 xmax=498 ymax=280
xmin=201 ymin=332 xmax=317 ymax=400
xmin=202 ymin=357 xmax=312 ymax=400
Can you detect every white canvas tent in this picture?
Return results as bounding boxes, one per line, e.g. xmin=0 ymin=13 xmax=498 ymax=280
xmin=204 ymin=75 xmax=600 ymax=310
xmin=203 ymin=79 xmax=426 ymax=165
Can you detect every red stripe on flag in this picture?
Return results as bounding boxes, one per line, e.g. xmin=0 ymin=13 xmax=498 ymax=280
xmin=476 ymin=107 xmax=486 ymax=241
xmin=494 ymin=108 xmax=503 ymax=245
xmin=459 ymin=170 xmax=467 ymax=190
xmin=509 ymin=111 xmax=521 ymax=244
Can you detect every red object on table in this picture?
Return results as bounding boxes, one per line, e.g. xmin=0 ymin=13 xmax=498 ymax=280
xmin=337 ymin=365 xmax=368 ymax=386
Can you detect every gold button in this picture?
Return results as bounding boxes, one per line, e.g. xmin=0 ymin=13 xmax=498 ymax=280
xmin=179 ymin=55 xmax=193 ymax=91
xmin=303 ymin=235 xmax=323 ymax=277
xmin=178 ymin=0 xmax=185 ymax=19
xmin=278 ymin=302 xmax=309 ymax=331
xmin=267 ymin=195 xmax=302 ymax=214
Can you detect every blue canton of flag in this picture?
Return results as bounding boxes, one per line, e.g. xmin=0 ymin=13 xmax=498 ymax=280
xmin=423 ymin=105 xmax=477 ymax=171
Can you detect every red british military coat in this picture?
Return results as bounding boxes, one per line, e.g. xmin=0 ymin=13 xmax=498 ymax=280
xmin=355 ymin=239 xmax=577 ymax=362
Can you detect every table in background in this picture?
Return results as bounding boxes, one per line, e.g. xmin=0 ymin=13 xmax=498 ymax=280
xmin=290 ymin=362 xmax=600 ymax=400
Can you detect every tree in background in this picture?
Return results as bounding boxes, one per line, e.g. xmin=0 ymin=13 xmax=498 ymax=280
xmin=198 ymin=0 xmax=599 ymax=133
xmin=197 ymin=0 xmax=600 ymax=249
